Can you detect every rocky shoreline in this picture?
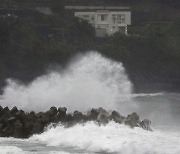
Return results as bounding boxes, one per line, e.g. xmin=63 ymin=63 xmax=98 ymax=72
xmin=0 ymin=106 xmax=152 ymax=138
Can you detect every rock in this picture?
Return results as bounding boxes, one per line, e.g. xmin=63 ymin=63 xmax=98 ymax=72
xmin=0 ymin=116 xmax=7 ymax=128
xmin=0 ymin=123 xmax=4 ymax=130
xmin=10 ymin=106 xmax=18 ymax=115
xmin=0 ymin=106 xmax=3 ymax=112
xmin=140 ymin=119 xmax=153 ymax=131
xmin=124 ymin=112 xmax=141 ymax=128
xmin=31 ymin=123 xmax=44 ymax=135
xmin=110 ymin=111 xmax=125 ymax=124
xmin=15 ymin=110 xmax=25 ymax=118
xmin=47 ymin=107 xmax=58 ymax=117
xmin=15 ymin=110 xmax=26 ymax=126
xmin=13 ymin=120 xmax=24 ymax=138
xmin=3 ymin=126 xmax=14 ymax=137
xmin=88 ymin=107 xmax=110 ymax=124
xmin=58 ymin=107 xmax=67 ymax=115
xmin=13 ymin=127 xmax=24 ymax=138
xmin=1 ymin=106 xmax=10 ymax=116
xmin=98 ymin=107 xmax=109 ymax=116
xmin=97 ymin=108 xmax=110 ymax=125
xmin=14 ymin=120 xmax=23 ymax=127
xmin=8 ymin=117 xmax=17 ymax=124
xmin=97 ymin=113 xmax=109 ymax=125
xmin=30 ymin=111 xmax=36 ymax=116
xmin=65 ymin=114 xmax=73 ymax=122
xmin=73 ymin=110 xmax=83 ymax=122
xmin=57 ymin=107 xmax=67 ymax=121
xmin=24 ymin=123 xmax=34 ymax=137
xmin=27 ymin=112 xmax=36 ymax=122
xmin=3 ymin=106 xmax=9 ymax=112
xmin=88 ymin=108 xmax=99 ymax=120
xmin=0 ymin=106 xmax=152 ymax=138
xmin=40 ymin=113 xmax=50 ymax=124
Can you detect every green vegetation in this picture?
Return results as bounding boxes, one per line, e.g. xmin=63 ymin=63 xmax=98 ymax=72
xmin=0 ymin=1 xmax=180 ymax=92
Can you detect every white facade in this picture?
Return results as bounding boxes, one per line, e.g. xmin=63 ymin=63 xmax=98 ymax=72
xmin=75 ymin=10 xmax=131 ymax=37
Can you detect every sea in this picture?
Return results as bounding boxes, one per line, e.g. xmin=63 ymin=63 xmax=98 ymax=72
xmin=0 ymin=52 xmax=180 ymax=154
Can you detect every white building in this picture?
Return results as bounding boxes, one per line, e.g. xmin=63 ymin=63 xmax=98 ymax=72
xmin=72 ymin=6 xmax=131 ymax=37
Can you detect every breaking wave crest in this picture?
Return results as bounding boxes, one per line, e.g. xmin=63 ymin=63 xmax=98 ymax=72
xmin=0 ymin=52 xmax=133 ymax=112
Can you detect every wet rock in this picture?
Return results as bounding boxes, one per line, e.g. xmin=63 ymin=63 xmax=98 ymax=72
xmin=40 ymin=113 xmax=50 ymax=124
xmin=73 ymin=110 xmax=83 ymax=122
xmin=30 ymin=111 xmax=36 ymax=116
xmin=0 ymin=116 xmax=7 ymax=129
xmin=14 ymin=119 xmax=23 ymax=127
xmin=96 ymin=108 xmax=110 ymax=125
xmin=98 ymin=107 xmax=109 ymax=116
xmin=65 ymin=114 xmax=73 ymax=122
xmin=57 ymin=107 xmax=67 ymax=121
xmin=10 ymin=106 xmax=18 ymax=115
xmin=97 ymin=113 xmax=109 ymax=125
xmin=140 ymin=119 xmax=153 ymax=131
xmin=1 ymin=106 xmax=10 ymax=116
xmin=15 ymin=110 xmax=26 ymax=126
xmin=0 ymin=123 xmax=4 ymax=130
xmin=88 ymin=108 xmax=99 ymax=120
xmin=3 ymin=126 xmax=14 ymax=137
xmin=47 ymin=107 xmax=58 ymax=117
xmin=124 ymin=112 xmax=141 ymax=128
xmin=13 ymin=120 xmax=24 ymax=138
xmin=8 ymin=117 xmax=17 ymax=124
xmin=0 ymin=106 xmax=3 ymax=112
xmin=58 ymin=107 xmax=67 ymax=114
xmin=0 ymin=106 xmax=152 ymax=138
xmin=31 ymin=123 xmax=44 ymax=135
xmin=3 ymin=106 xmax=9 ymax=112
xmin=110 ymin=111 xmax=125 ymax=124
xmin=15 ymin=110 xmax=25 ymax=118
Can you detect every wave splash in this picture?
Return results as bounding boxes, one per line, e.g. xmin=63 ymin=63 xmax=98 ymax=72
xmin=0 ymin=52 xmax=133 ymax=112
xmin=30 ymin=121 xmax=180 ymax=154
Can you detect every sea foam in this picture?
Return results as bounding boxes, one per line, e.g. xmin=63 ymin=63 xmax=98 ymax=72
xmin=31 ymin=121 xmax=180 ymax=154
xmin=0 ymin=145 xmax=24 ymax=154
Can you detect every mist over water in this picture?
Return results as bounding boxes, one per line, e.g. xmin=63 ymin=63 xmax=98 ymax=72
xmin=0 ymin=52 xmax=133 ymax=113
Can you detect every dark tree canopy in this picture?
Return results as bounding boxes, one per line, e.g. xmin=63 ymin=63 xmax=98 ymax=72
xmin=50 ymin=0 xmax=65 ymax=16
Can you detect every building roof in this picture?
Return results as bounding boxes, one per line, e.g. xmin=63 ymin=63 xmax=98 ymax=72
xmin=65 ymin=6 xmax=130 ymax=11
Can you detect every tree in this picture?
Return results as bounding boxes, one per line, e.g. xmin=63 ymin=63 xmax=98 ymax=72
xmin=50 ymin=0 xmax=65 ymax=16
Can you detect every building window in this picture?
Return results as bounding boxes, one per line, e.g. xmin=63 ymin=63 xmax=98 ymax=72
xmin=112 ymin=15 xmax=116 ymax=23
xmin=100 ymin=14 xmax=108 ymax=21
xmin=117 ymin=15 xmax=125 ymax=23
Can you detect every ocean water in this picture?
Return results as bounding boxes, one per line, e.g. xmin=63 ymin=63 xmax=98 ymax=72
xmin=0 ymin=52 xmax=180 ymax=154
